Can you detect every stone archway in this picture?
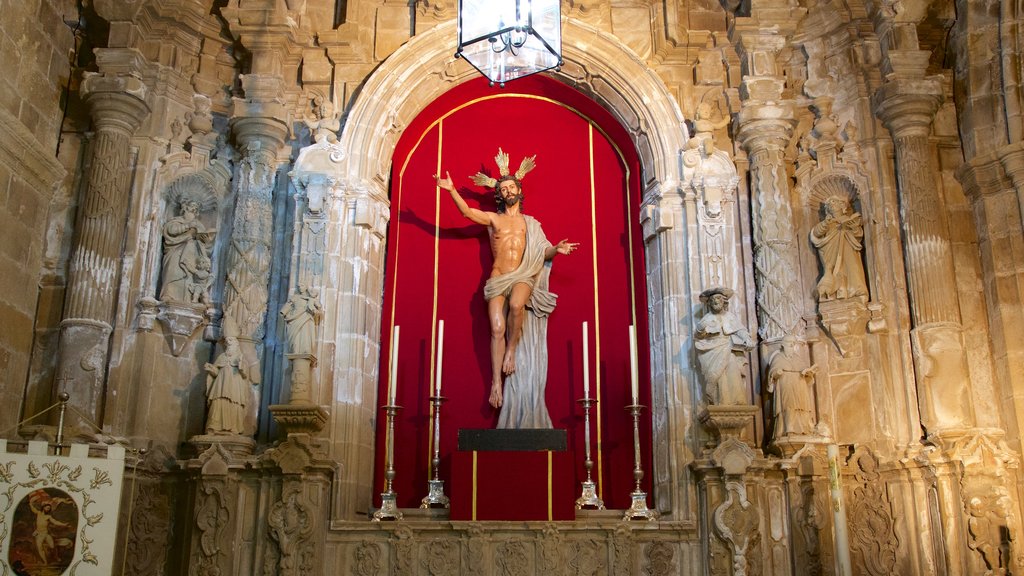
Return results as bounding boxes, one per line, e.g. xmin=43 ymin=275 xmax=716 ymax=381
xmin=330 ymin=18 xmax=696 ymax=520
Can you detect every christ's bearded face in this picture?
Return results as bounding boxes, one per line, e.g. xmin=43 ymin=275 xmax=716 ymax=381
xmin=498 ymin=179 xmax=522 ymax=206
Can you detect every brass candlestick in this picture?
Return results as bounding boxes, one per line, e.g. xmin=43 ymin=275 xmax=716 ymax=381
xmin=623 ymin=403 xmax=658 ymax=521
xmin=372 ymin=403 xmax=404 ymax=521
xmin=575 ymin=397 xmax=605 ymax=510
xmin=420 ymin=394 xmax=450 ymax=509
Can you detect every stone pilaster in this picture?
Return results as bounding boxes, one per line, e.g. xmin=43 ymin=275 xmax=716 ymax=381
xmin=874 ymin=81 xmax=974 ymax=436
xmin=322 ymin=177 xmax=390 ymax=519
xmin=54 ymin=51 xmax=150 ymax=430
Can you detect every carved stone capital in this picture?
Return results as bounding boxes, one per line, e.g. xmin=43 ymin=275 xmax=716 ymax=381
xmin=699 ymin=405 xmax=759 ymax=449
xmin=80 ymin=73 xmax=150 ymax=136
xmin=736 ymin=105 xmax=796 ymax=154
xmin=872 ymin=78 xmax=943 ymax=138
xmin=230 ymin=106 xmax=290 ymax=151
xmin=956 ymin=151 xmax=1010 ymax=201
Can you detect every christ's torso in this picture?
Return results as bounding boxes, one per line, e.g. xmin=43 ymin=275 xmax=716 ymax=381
xmin=488 ymin=212 xmax=527 ymax=277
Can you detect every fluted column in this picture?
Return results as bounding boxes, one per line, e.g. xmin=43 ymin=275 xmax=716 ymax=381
xmin=54 ymin=63 xmax=150 ymax=429
xmin=874 ymin=78 xmax=974 ymax=436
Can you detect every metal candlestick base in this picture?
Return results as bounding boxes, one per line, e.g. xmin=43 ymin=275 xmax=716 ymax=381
xmin=624 ymin=489 xmax=658 ymax=521
xmin=373 ymin=491 xmax=403 ymax=521
xmin=372 ymin=403 xmax=403 ymax=522
xmin=420 ymin=479 xmax=450 ymax=509
xmin=575 ymin=479 xmax=605 ymax=510
xmin=623 ymin=403 xmax=658 ymax=521
xmin=575 ymin=396 xmax=605 ymax=510
xmin=420 ymin=394 xmax=450 ymax=509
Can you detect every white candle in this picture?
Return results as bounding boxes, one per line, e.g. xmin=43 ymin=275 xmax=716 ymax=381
xmin=582 ymin=322 xmax=590 ymax=400
xmin=388 ymin=325 xmax=400 ymax=405
xmin=435 ymin=320 xmax=445 ymax=396
xmin=629 ymin=325 xmax=639 ymax=403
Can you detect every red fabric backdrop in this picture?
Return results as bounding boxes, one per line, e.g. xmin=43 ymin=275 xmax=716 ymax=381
xmin=375 ymin=76 xmax=653 ymax=517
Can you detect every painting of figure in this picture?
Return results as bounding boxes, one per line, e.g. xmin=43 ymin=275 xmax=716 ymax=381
xmin=6 ymin=488 xmax=78 ymax=576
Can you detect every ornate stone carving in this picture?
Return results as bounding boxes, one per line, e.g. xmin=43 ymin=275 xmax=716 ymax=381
xmin=847 ymin=449 xmax=898 ymax=576
xmin=810 ymin=195 xmax=867 ymax=303
xmin=538 ymin=524 xmax=562 ymax=573
xmin=794 ymin=483 xmax=825 ymax=576
xmin=193 ymin=481 xmax=230 ymax=576
xmin=393 ymin=525 xmax=416 ymax=575
xmin=264 ymin=483 xmax=314 ymax=576
xmin=464 ymin=525 xmax=487 ymax=574
xmin=203 ymin=335 xmax=255 ymax=436
xmin=280 ymin=285 xmax=323 ymax=403
xmin=303 ymin=92 xmax=340 ymax=145
xmin=612 ymin=524 xmax=634 ymax=575
xmin=766 ymin=335 xmax=818 ymax=439
xmin=712 ymin=481 xmax=760 ymax=576
xmin=160 ymin=196 xmax=216 ymax=306
xmin=420 ymin=538 xmax=459 ymax=576
xmin=353 ymin=541 xmax=383 ymax=576
xmin=496 ymin=540 xmax=531 ymax=576
xmin=645 ymin=541 xmax=675 ymax=576
xmin=568 ymin=538 xmax=605 ymax=575
xmin=695 ymin=287 xmax=755 ymax=405
xmin=123 ymin=448 xmax=177 ymax=576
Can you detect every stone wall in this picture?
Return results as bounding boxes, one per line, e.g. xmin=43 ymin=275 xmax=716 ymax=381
xmin=0 ymin=0 xmax=72 ymax=430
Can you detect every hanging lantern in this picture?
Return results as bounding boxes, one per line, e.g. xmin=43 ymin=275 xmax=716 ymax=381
xmin=456 ymin=0 xmax=562 ymax=87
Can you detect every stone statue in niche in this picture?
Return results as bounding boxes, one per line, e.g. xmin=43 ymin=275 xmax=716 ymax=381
xmin=302 ymin=94 xmax=340 ymax=145
xmin=160 ymin=198 xmax=216 ymax=305
xmin=695 ymin=287 xmax=755 ymax=405
xmin=766 ymin=335 xmax=817 ymax=437
xmin=687 ymin=100 xmax=730 ymax=158
xmin=280 ymin=284 xmax=323 ymax=403
xmin=204 ymin=335 xmax=253 ymax=435
xmin=810 ymin=195 xmax=867 ymax=302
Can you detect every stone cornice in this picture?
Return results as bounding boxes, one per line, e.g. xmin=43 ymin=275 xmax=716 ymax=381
xmin=0 ymin=107 xmax=66 ymax=196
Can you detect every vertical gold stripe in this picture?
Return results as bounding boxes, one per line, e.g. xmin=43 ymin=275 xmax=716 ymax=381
xmin=588 ymin=125 xmax=605 ymax=499
xmin=472 ymin=450 xmax=478 ymax=521
xmin=548 ymin=451 xmax=554 ymax=521
xmin=426 ymin=123 xmax=443 ymax=473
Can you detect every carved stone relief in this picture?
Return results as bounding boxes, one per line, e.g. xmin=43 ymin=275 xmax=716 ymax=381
xmin=713 ymin=481 xmax=761 ymax=576
xmin=568 ymin=538 xmax=605 ymax=575
xmin=847 ymin=449 xmax=899 ymax=576
xmin=353 ymin=541 xmax=383 ymax=576
xmin=193 ymin=481 xmax=230 ymax=576
xmin=264 ymin=483 xmax=314 ymax=576
xmin=420 ymin=538 xmax=460 ymax=576
xmin=496 ymin=540 xmax=532 ymax=576
xmin=644 ymin=541 xmax=675 ymax=576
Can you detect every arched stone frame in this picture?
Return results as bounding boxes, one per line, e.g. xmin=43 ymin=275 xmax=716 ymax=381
xmin=328 ymin=18 xmax=698 ymax=521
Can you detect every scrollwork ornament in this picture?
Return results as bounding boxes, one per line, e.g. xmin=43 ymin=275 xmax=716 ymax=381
xmin=353 ymin=541 xmax=383 ymax=576
xmin=495 ymin=540 xmax=531 ymax=576
xmin=392 ymin=525 xmax=416 ymax=576
xmin=568 ymin=538 xmax=605 ymax=575
xmin=645 ymin=541 xmax=675 ymax=576
xmin=421 ymin=538 xmax=459 ymax=576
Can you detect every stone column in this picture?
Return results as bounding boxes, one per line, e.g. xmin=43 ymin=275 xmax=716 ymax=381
xmin=54 ymin=54 xmax=150 ymax=429
xmin=221 ymin=74 xmax=289 ymax=436
xmin=734 ymin=33 xmax=804 ymax=346
xmin=874 ymin=76 xmax=974 ymax=437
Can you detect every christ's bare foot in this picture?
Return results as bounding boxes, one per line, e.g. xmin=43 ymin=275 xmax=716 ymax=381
xmin=489 ymin=382 xmax=503 ymax=408
xmin=502 ymin=349 xmax=517 ymax=375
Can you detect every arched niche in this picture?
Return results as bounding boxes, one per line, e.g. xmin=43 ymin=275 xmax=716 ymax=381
xmin=329 ymin=18 xmax=698 ymax=520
